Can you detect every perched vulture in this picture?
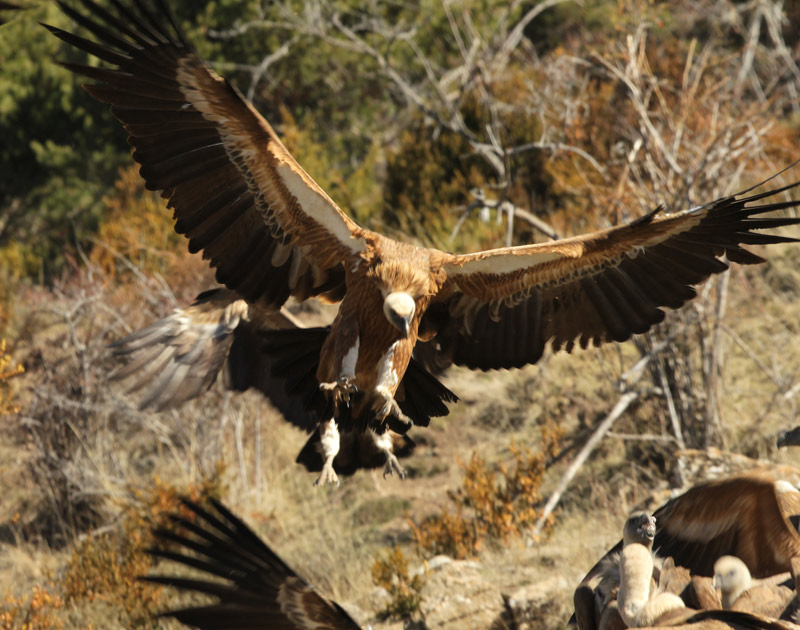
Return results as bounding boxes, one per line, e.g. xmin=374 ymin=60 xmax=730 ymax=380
xmin=617 ymin=512 xmax=686 ymax=627
xmin=712 ymin=556 xmax=796 ymax=619
xmin=573 ymin=509 xmax=800 ymax=630
xmin=142 ymin=498 xmax=364 ymax=630
xmin=48 ymin=0 xmax=800 ymax=485
xmin=577 ymin=472 xmax=800 ymax=591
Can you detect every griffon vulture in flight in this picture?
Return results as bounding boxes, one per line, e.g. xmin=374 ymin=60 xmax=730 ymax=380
xmin=108 ymin=288 xmax=423 ymax=480
xmin=142 ymin=498 xmax=364 ymax=630
xmin=48 ymin=0 xmax=800 ymax=485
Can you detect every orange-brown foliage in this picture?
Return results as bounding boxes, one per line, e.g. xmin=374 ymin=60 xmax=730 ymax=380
xmin=61 ymin=466 xmax=226 ymax=628
xmin=90 ymin=165 xmax=195 ymax=282
xmin=371 ymin=546 xmax=425 ymax=621
xmin=409 ymin=425 xmax=563 ymax=559
xmin=0 ymin=585 xmax=64 ymax=630
xmin=0 ymin=338 xmax=23 ymax=415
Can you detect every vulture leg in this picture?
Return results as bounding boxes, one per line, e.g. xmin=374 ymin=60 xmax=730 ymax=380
xmin=371 ymin=430 xmax=407 ymax=479
xmin=373 ymin=386 xmax=412 ymax=429
xmin=313 ymin=417 xmax=340 ymax=487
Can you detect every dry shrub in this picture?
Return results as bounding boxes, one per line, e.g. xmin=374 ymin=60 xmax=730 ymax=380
xmin=89 ymin=164 xmax=207 ymax=293
xmin=7 ymin=257 xmax=209 ymax=547
xmin=0 ymin=338 xmax=23 ymax=414
xmin=409 ymin=426 xmax=563 ymax=559
xmin=61 ymin=467 xmax=225 ymax=628
xmin=0 ymin=585 xmax=64 ymax=630
xmin=371 ymin=546 xmax=424 ymax=621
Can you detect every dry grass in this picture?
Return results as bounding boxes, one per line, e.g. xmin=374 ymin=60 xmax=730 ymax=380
xmin=1 ymin=241 xmax=799 ymax=629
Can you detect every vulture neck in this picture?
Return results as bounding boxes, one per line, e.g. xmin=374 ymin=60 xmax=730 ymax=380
xmin=618 ymin=542 xmax=686 ymax=627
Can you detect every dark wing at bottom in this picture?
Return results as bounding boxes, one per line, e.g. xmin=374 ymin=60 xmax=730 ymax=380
xmin=142 ymin=498 xmax=362 ymax=630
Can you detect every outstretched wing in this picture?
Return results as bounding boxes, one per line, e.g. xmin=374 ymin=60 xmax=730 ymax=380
xmin=108 ymin=288 xmax=319 ymax=430
xmin=426 ymin=178 xmax=800 ymax=370
xmin=46 ymin=0 xmax=370 ymax=308
xmin=143 ymin=498 xmax=363 ymax=630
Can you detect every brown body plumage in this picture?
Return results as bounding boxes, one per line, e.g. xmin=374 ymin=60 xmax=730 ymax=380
xmin=49 ymin=0 xmax=800 ymax=484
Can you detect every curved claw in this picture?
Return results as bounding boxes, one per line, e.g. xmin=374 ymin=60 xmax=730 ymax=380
xmin=383 ymin=453 xmax=407 ymax=480
xmin=314 ymin=463 xmax=341 ymax=487
xmin=319 ymin=377 xmax=357 ymax=407
xmin=373 ymin=387 xmax=412 ymax=427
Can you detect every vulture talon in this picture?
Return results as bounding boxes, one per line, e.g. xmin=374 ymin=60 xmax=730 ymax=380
xmin=382 ymin=452 xmax=407 ymax=480
xmin=319 ymin=377 xmax=357 ymax=407
xmin=314 ymin=462 xmax=340 ymax=487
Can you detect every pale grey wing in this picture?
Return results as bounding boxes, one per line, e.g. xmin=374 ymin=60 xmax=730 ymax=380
xmin=109 ymin=288 xmax=308 ymax=420
xmin=110 ymin=289 xmax=248 ymax=410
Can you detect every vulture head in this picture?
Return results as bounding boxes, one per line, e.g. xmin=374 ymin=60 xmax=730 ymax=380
xmin=623 ymin=511 xmax=656 ymax=548
xmin=383 ymin=291 xmax=416 ymax=338
xmin=712 ymin=555 xmax=752 ymax=609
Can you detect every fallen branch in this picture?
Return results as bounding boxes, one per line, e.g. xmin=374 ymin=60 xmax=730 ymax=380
xmin=533 ymin=390 xmax=639 ymax=536
xmin=533 ymin=340 xmax=669 ymax=535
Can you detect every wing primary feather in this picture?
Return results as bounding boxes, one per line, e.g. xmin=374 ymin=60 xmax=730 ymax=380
xmin=60 ymin=62 xmax=181 ymax=97
xmin=116 ymin=107 xmax=215 ymax=129
xmin=578 ymin=277 xmax=630 ymax=343
xmin=138 ymin=148 xmax=231 ymax=188
xmin=151 ymin=0 xmax=191 ymax=48
xmin=44 ymin=24 xmax=132 ymax=67
xmin=56 ymin=0 xmax=143 ymax=55
xmin=604 ymin=267 xmax=664 ymax=331
xmin=135 ymin=137 xmax=226 ymax=171
xmin=76 ymin=0 xmax=158 ymax=47
xmin=142 ymin=575 xmax=269 ymax=606
xmin=189 ymin=195 xmax=258 ymax=255
xmin=126 ymin=0 xmax=170 ymax=44
xmin=594 ymin=272 xmax=652 ymax=335
xmin=83 ymin=83 xmax=189 ymax=109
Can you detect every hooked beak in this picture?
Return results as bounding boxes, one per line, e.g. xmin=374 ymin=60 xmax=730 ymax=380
xmin=643 ymin=516 xmax=656 ymax=540
xmin=390 ymin=312 xmax=411 ymax=338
